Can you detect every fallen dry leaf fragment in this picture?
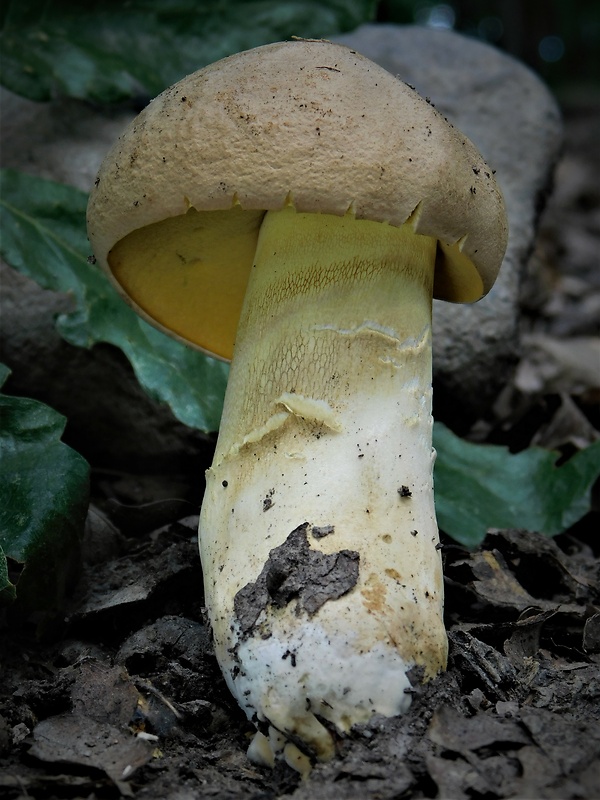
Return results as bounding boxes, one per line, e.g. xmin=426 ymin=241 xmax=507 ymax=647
xmin=428 ymin=704 xmax=529 ymax=754
xmin=68 ymin=520 xmax=201 ymax=636
xmin=520 ymin=706 xmax=600 ymax=777
xmin=530 ymin=393 xmax=600 ymax=451
xmin=28 ymin=662 xmax=155 ymax=791
xmin=515 ymin=334 xmax=600 ymax=396
xmin=425 ymin=754 xmax=482 ymax=800
xmin=583 ymin=613 xmax=600 ymax=653
xmin=467 ymin=548 xmax=541 ymax=611
xmin=30 ymin=715 xmax=154 ymax=790
xmin=448 ymin=630 xmax=518 ymax=702
xmin=426 ymin=705 xmax=528 ymax=799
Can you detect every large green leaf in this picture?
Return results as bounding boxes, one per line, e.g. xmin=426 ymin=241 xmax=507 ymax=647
xmin=0 ymin=169 xmax=228 ymax=432
xmin=0 ymin=368 xmax=90 ymax=616
xmin=433 ymin=423 xmax=600 ymax=547
xmin=0 ymin=0 xmax=376 ymax=102
xmin=2 ymin=170 xmax=598 ymax=549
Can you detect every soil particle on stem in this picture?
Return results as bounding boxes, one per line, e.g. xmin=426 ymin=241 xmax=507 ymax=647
xmin=234 ymin=522 xmax=360 ymax=637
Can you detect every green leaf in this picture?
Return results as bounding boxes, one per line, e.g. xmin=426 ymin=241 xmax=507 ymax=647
xmin=0 ymin=555 xmax=16 ymax=606
xmin=0 ymin=364 xmax=11 ymax=387
xmin=0 ymin=368 xmax=90 ymax=619
xmin=0 ymin=0 xmax=376 ymax=102
xmin=433 ymin=423 xmax=600 ymax=547
xmin=0 ymin=168 xmax=228 ymax=432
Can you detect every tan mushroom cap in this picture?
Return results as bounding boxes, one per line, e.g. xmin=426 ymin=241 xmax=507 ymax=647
xmin=87 ymin=39 xmax=508 ymax=361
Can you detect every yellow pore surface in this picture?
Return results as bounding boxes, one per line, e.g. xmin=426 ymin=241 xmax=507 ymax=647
xmin=108 ymin=205 xmax=450 ymax=362
xmin=108 ymin=206 xmax=263 ymax=360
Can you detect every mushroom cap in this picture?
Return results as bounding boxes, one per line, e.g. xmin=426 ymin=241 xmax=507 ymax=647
xmin=87 ymin=39 xmax=508 ymax=361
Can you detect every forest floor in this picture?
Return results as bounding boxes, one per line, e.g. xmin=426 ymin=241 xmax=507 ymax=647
xmin=0 ymin=102 xmax=599 ymax=800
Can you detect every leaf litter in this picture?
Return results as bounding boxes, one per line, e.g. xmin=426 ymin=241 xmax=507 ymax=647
xmin=0 ymin=495 xmax=598 ymax=799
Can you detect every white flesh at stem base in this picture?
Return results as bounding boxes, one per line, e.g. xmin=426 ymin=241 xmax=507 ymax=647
xmin=199 ymin=207 xmax=448 ymax=769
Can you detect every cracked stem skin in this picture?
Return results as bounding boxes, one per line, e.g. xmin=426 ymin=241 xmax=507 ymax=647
xmin=200 ymin=207 xmax=448 ymax=762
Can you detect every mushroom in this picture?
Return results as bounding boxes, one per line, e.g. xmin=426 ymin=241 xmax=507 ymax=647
xmin=87 ymin=40 xmax=508 ymax=771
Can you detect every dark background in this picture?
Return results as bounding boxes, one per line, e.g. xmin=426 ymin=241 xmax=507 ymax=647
xmin=377 ymin=0 xmax=599 ymax=99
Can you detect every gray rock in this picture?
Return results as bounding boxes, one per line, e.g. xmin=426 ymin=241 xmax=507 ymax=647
xmin=333 ymin=24 xmax=563 ymax=422
xmin=0 ymin=265 xmax=211 ymax=469
xmin=1 ymin=24 xmax=563 ymax=466
xmin=0 ymin=89 xmax=133 ymax=193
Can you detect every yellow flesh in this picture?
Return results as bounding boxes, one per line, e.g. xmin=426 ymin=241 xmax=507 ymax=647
xmin=108 ymin=206 xmax=264 ymax=360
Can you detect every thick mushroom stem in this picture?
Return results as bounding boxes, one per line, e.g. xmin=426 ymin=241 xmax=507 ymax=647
xmin=199 ymin=207 xmax=448 ymax=766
